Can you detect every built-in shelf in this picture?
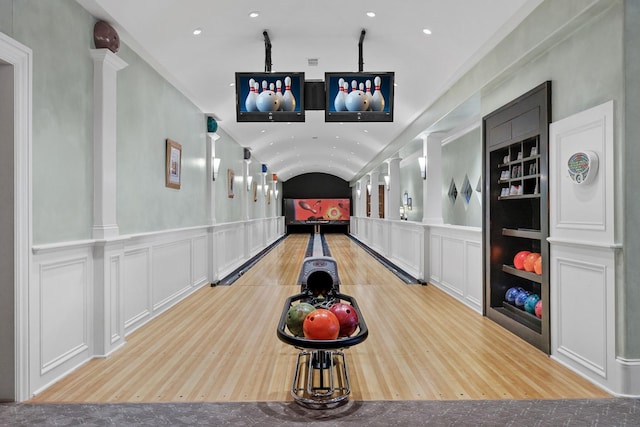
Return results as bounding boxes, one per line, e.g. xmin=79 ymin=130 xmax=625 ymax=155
xmin=502 ymin=228 xmax=542 ymax=240
xmin=502 ymin=265 xmax=542 ymax=283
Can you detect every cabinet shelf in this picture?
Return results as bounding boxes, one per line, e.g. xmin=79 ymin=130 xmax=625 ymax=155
xmin=502 ymin=265 xmax=542 ymax=283
xmin=497 ymin=193 xmax=540 ymax=200
xmin=502 ymin=228 xmax=542 ymax=239
xmin=498 ymin=302 xmax=542 ymax=333
xmin=484 ymin=81 xmax=550 ymax=354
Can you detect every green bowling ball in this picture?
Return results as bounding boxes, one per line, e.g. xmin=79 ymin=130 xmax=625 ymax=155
xmin=286 ymin=302 xmax=316 ymax=337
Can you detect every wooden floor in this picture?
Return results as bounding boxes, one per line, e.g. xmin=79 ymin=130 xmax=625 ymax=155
xmin=30 ymin=233 xmax=610 ymax=403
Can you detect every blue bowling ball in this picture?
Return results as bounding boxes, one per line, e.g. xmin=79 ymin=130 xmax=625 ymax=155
xmin=524 ymin=294 xmax=541 ymax=314
xmin=515 ymin=289 xmax=531 ymax=307
xmin=505 ymin=287 xmax=524 ymax=303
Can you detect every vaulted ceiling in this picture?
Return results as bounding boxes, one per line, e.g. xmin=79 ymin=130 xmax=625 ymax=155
xmin=78 ymin=0 xmax=542 ymax=182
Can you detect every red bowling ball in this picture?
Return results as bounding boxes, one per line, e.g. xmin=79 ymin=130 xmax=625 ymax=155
xmin=514 ymin=250 xmax=531 ymax=270
xmin=329 ymin=302 xmax=359 ymax=337
xmin=303 ymin=309 xmax=340 ymax=340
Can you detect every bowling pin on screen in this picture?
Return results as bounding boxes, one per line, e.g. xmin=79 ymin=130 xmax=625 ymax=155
xmin=235 ymin=72 xmax=305 ymax=122
xmin=325 ymin=72 xmax=394 ymax=122
xmin=285 ymin=198 xmax=351 ymax=224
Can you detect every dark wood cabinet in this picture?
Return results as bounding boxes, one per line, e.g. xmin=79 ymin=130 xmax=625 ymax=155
xmin=482 ymin=82 xmax=551 ymax=354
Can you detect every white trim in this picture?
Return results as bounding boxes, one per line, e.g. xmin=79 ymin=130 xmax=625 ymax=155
xmin=0 ymin=31 xmax=33 ymax=402
xmin=441 ymin=121 xmax=481 ymax=146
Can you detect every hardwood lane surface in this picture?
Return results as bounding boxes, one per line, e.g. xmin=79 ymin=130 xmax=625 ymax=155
xmin=30 ymin=233 xmax=610 ymax=402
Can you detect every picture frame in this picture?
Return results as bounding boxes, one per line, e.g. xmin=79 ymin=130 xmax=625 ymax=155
xmin=227 ymin=169 xmax=235 ymax=198
xmin=267 ymin=188 xmax=271 ymax=205
xmin=253 ymin=181 xmax=258 ymax=202
xmin=165 ymin=138 xmax=182 ymax=189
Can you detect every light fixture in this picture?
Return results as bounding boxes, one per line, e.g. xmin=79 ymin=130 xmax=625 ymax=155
xmin=366 ymin=11 xmax=376 ymax=18
xmin=418 ymin=156 xmax=427 ymax=179
xmin=275 ymin=189 xmax=279 ymax=200
xmin=246 ymin=175 xmax=253 ymax=191
xmin=356 ymin=182 xmax=361 ymax=199
xmin=366 ymin=184 xmax=371 ymax=194
xmin=249 ymin=11 xmax=260 ymax=18
xmin=212 ymin=157 xmax=221 ymax=181
xmin=384 ymin=175 xmax=390 ymax=191
xmin=193 ymin=28 xmax=202 ymax=36
xmin=264 ymin=184 xmax=269 ymax=196
xmin=423 ymin=28 xmax=432 ymax=35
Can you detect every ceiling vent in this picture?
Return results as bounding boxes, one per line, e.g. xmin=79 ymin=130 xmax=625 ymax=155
xmin=307 ymin=58 xmax=319 ymax=66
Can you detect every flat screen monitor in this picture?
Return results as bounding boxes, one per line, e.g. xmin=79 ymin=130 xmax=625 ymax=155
xmin=235 ymin=72 xmax=305 ymax=122
xmin=284 ymin=198 xmax=351 ymax=225
xmin=325 ymin=72 xmax=394 ymax=122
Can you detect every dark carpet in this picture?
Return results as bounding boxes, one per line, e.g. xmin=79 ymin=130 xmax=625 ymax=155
xmin=1 ymin=398 xmax=638 ymax=426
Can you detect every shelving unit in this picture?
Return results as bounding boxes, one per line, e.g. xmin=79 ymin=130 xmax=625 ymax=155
xmin=482 ymin=82 xmax=551 ymax=354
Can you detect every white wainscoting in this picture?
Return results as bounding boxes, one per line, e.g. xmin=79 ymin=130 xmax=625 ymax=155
xmin=350 ymin=218 xmax=481 ymax=313
xmin=29 ymin=217 xmax=285 ymax=398
xmin=428 ymin=225 xmax=483 ymax=313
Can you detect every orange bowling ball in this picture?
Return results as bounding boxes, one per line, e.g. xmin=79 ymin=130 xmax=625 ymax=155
xmin=524 ymin=252 xmax=541 ymax=272
xmin=303 ymin=309 xmax=340 ymax=340
xmin=513 ymin=251 xmax=531 ymax=270
xmin=534 ymin=255 xmax=542 ymax=275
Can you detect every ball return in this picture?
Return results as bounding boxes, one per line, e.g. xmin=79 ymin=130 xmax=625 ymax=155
xmin=276 ymin=256 xmax=368 ymax=408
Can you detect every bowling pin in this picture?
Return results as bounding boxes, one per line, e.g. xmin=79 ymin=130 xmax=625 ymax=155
xmin=298 ymin=200 xmax=317 ymax=214
xmin=371 ymin=76 xmax=385 ymax=112
xmin=351 ymin=80 xmax=358 ymax=93
xmin=365 ymin=80 xmax=373 ymax=111
xmin=245 ymin=78 xmax=257 ymax=112
xmin=261 ymin=80 xmax=268 ymax=93
xmin=282 ymin=76 xmax=296 ymax=112
xmin=334 ymin=77 xmax=346 ymax=111
xmin=275 ymin=80 xmax=284 ymax=110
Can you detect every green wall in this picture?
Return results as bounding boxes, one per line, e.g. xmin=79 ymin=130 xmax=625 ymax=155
xmin=116 ymin=43 xmax=208 ymax=234
xmin=442 ymin=127 xmax=482 ymax=227
xmin=399 ymin=159 xmax=423 ymax=222
xmin=4 ymin=0 xmax=95 ymax=244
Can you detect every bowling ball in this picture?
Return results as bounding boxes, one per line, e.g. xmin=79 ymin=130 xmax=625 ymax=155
xmin=329 ymin=302 xmax=359 ymax=337
xmin=535 ymin=300 xmax=542 ymax=318
xmin=256 ymin=91 xmax=281 ymax=112
xmin=505 ymin=287 xmax=524 ymax=303
xmin=345 ymin=90 xmax=370 ymax=111
xmin=286 ymin=302 xmax=316 ymax=337
xmin=303 ymin=309 xmax=340 ymax=340
xmin=515 ymin=289 xmax=531 ymax=307
xmin=524 ymin=294 xmax=541 ymax=314
xmin=523 ymin=253 xmax=541 ymax=272
xmin=513 ymin=251 xmax=531 ymax=270
xmin=534 ymin=255 xmax=542 ymax=275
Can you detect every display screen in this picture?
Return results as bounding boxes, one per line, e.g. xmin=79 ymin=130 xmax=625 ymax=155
xmin=325 ymin=72 xmax=394 ymax=122
xmin=284 ymin=198 xmax=351 ymax=224
xmin=235 ymin=72 xmax=305 ymax=122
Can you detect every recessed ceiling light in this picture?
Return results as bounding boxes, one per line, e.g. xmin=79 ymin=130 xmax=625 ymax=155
xmin=229 ymin=82 xmax=235 ymax=87
xmin=423 ymin=28 xmax=432 ymax=35
xmin=192 ymin=28 xmax=202 ymax=35
xmin=249 ymin=11 xmax=260 ymax=18
xmin=366 ymin=11 xmax=376 ymax=18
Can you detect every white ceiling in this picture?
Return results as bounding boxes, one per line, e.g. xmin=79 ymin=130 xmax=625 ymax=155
xmin=78 ymin=0 xmax=541 ymax=182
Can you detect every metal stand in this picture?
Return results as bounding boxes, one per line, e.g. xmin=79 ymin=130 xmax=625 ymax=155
xmin=291 ymin=349 xmax=350 ymax=408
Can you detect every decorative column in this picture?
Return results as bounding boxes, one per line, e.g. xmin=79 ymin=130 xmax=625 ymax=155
xmin=422 ymin=134 xmax=444 ymax=224
xmin=90 ymin=49 xmax=128 ymax=239
xmin=387 ymin=157 xmax=401 ymax=220
xmin=369 ymin=171 xmax=380 ymax=218
xmin=90 ymin=48 xmax=128 ymax=358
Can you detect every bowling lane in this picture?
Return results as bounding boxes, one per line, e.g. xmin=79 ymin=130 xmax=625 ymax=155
xmin=30 ymin=232 xmax=610 ymax=403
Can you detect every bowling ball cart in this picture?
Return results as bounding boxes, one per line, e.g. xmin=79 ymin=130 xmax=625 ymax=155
xmin=277 ymin=256 xmax=368 ymax=408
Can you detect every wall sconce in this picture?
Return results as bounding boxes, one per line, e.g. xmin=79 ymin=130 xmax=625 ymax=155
xmin=366 ymin=183 xmax=371 ymax=194
xmin=275 ymin=189 xmax=279 ymax=200
xmin=246 ymin=175 xmax=253 ymax=191
xmin=384 ymin=175 xmax=390 ymax=191
xmin=356 ymin=182 xmax=361 ymax=199
xmin=212 ymin=157 xmax=221 ymax=181
xmin=264 ymin=184 xmax=269 ymax=196
xmin=418 ymin=156 xmax=427 ymax=179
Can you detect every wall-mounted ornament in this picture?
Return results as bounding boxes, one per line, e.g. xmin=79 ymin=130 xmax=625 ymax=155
xmin=207 ymin=116 xmax=218 ymax=133
xmin=448 ymin=178 xmax=458 ymax=204
xmin=567 ymin=151 xmax=599 ymax=184
xmin=461 ymin=174 xmax=473 ymax=205
xmin=93 ymin=21 xmax=120 ymax=53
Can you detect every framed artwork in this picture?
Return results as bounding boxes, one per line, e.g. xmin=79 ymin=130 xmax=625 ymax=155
xmin=165 ymin=138 xmax=182 ymax=189
xmin=227 ymin=169 xmax=235 ymax=198
xmin=253 ymin=181 xmax=258 ymax=202
xmin=267 ymin=188 xmax=271 ymax=205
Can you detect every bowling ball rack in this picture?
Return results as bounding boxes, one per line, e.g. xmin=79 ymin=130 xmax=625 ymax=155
xmin=277 ymin=290 xmax=368 ymax=408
